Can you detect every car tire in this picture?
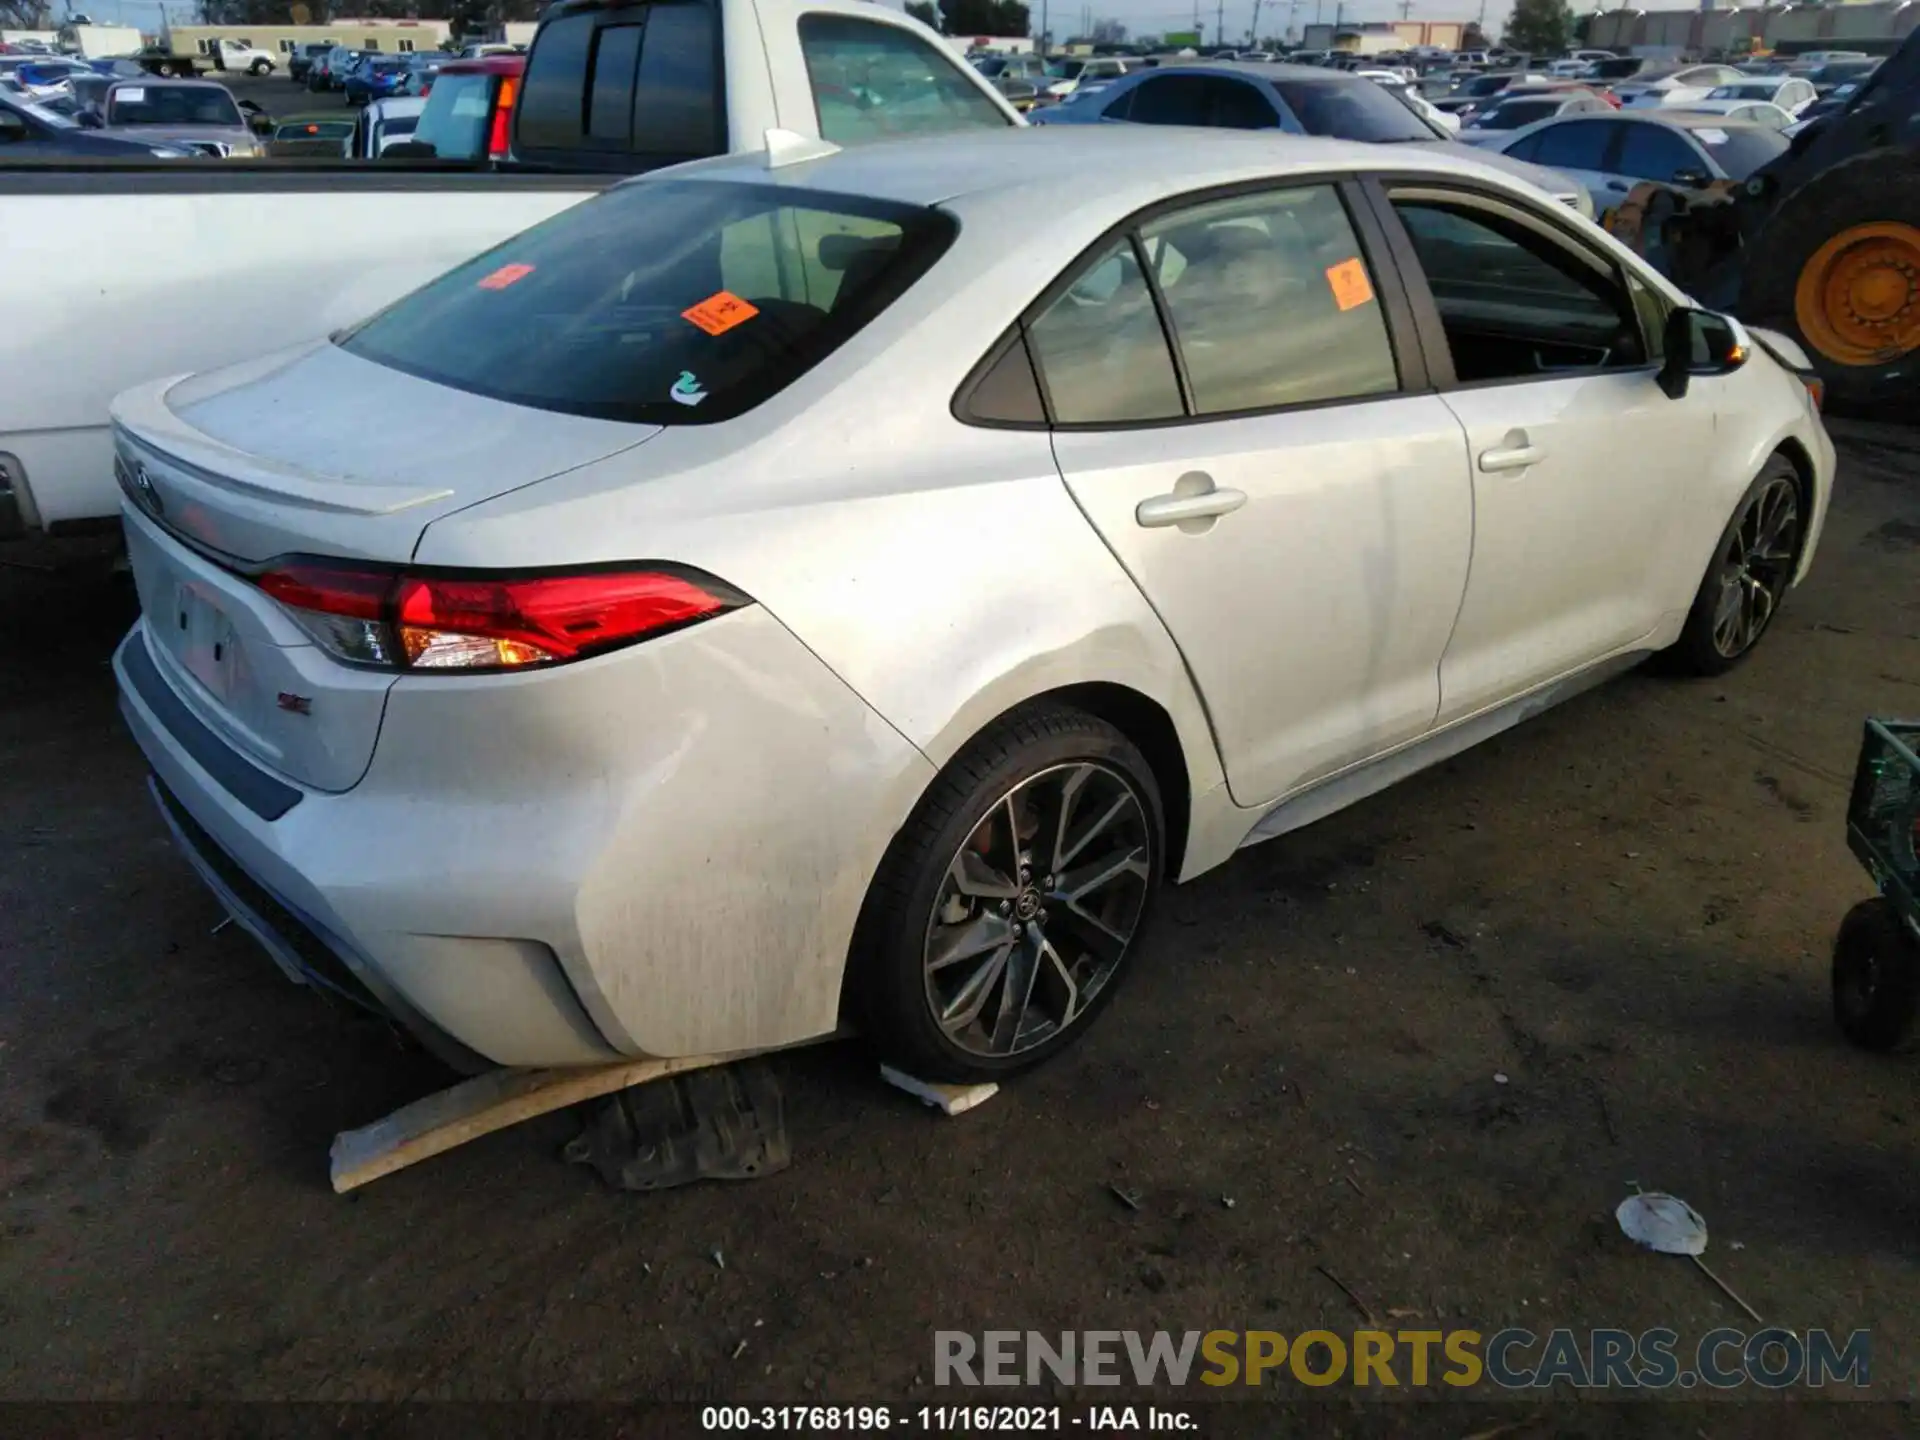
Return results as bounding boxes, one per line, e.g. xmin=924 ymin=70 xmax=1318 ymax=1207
xmin=1833 ymin=897 xmax=1920 ymax=1051
xmin=250 ymin=59 xmax=271 ymax=76
xmin=1664 ymin=455 xmax=1804 ymax=677
xmin=1741 ymin=148 xmax=1920 ymax=412
xmin=849 ymin=702 xmax=1164 ymax=1084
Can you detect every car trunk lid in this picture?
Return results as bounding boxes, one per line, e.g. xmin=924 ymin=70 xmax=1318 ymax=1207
xmin=112 ymin=342 xmax=659 ymax=794
xmin=112 ymin=340 xmax=660 ymax=565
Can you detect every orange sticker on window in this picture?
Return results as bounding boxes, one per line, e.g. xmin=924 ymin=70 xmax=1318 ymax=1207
xmin=477 ymin=263 xmax=535 ymax=291
xmin=1325 ymin=257 xmax=1375 ymax=312
xmin=682 ymin=291 xmax=760 ymax=336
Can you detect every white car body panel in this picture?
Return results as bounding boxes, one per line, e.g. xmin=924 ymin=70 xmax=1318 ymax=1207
xmin=107 ymin=129 xmax=1835 ymax=1067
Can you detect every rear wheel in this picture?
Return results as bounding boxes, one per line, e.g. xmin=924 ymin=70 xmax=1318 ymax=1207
xmin=1744 ymin=149 xmax=1920 ymax=409
xmin=850 ymin=704 xmax=1162 ymax=1083
xmin=1666 ymin=456 xmax=1803 ymax=676
xmin=1833 ymin=898 xmax=1920 ymax=1051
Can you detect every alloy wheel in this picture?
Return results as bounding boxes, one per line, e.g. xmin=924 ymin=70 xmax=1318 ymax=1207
xmin=923 ymin=762 xmax=1152 ymax=1059
xmin=1710 ymin=475 xmax=1801 ymax=660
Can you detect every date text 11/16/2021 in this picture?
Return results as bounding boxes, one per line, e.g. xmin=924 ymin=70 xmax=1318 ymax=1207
xmin=700 ymin=1407 xmax=1194 ymax=1432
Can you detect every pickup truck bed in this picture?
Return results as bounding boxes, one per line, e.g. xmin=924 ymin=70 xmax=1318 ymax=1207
xmin=1 ymin=164 xmax=607 ymax=538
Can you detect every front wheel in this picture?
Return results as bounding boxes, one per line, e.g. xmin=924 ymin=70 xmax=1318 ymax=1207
xmin=849 ymin=704 xmax=1163 ymax=1083
xmin=1665 ymin=456 xmax=1804 ymax=676
xmin=1833 ymin=898 xmax=1920 ymax=1051
xmin=250 ymin=59 xmax=271 ymax=76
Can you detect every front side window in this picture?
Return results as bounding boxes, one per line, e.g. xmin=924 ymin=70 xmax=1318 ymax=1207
xmin=340 ymin=181 xmax=954 ymax=426
xmin=1141 ymin=186 xmax=1398 ymax=415
xmin=798 ymin=15 xmax=1010 ymax=144
xmin=1391 ymin=196 xmax=1647 ymax=382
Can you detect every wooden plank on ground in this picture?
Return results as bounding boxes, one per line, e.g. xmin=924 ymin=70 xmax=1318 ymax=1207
xmin=330 ymin=1048 xmax=756 ymax=1194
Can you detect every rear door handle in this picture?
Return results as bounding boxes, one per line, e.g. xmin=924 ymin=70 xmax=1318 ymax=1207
xmin=1479 ymin=444 xmax=1544 ymax=473
xmin=1136 ymin=486 xmax=1247 ymax=528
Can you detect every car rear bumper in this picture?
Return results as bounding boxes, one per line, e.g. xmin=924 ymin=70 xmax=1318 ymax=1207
xmin=114 ymin=604 xmax=936 ymax=1069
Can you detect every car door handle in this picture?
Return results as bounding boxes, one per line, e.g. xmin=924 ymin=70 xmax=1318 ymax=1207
xmin=1135 ymin=485 xmax=1248 ymax=527
xmin=1479 ymin=443 xmax=1545 ymax=473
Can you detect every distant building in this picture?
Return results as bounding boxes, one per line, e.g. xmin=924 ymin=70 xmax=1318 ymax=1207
xmin=1588 ymin=1 xmax=1918 ymax=59
xmin=161 ymin=19 xmax=454 ymax=61
xmin=1301 ymin=19 xmax=1467 ymax=55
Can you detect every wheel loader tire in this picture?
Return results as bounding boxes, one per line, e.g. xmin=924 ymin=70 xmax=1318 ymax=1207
xmin=1742 ymin=147 xmax=1920 ymax=411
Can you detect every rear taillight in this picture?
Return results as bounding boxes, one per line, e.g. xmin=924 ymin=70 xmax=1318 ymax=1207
xmin=255 ymin=558 xmax=745 ymax=672
xmin=488 ymin=75 xmax=516 ymax=159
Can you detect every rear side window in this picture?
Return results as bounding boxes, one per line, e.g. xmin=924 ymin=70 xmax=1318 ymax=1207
xmin=1526 ymin=119 xmax=1613 ymax=171
xmin=1025 ymin=239 xmax=1183 ymax=425
xmin=516 ymin=3 xmax=721 ymax=168
xmin=798 ymin=15 xmax=1010 ymax=144
xmin=1125 ymin=75 xmax=1214 ymax=126
xmin=1615 ymin=122 xmax=1699 ymax=181
xmin=339 ymin=180 xmax=955 ymax=426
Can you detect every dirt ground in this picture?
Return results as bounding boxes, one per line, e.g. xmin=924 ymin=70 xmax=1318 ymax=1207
xmin=3 ymin=420 xmax=1919 ymax=1426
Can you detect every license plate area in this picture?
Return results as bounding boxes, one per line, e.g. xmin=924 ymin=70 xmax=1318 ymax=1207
xmin=170 ymin=581 xmax=241 ymax=703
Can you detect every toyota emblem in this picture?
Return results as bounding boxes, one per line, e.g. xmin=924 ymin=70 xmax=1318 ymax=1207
xmin=131 ymin=462 xmax=163 ymax=519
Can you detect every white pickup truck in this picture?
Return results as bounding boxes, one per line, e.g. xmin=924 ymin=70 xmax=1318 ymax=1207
xmin=0 ymin=0 xmax=1020 ymax=540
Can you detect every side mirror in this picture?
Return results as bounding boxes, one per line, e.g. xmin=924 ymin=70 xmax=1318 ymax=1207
xmin=248 ymin=112 xmax=273 ymax=135
xmin=1658 ymin=307 xmax=1746 ymax=399
xmin=76 ymin=107 xmax=103 ymax=128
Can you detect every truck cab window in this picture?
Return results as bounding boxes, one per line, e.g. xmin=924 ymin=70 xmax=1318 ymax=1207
xmin=798 ymin=15 xmax=1011 ymax=145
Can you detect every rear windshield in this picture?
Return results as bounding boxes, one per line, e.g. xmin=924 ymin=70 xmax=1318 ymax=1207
xmin=411 ymin=72 xmax=493 ymax=158
xmin=339 ymin=180 xmax=956 ymax=425
xmin=1273 ymin=74 xmax=1439 ymax=141
xmin=107 ymin=86 xmax=241 ymax=127
xmin=1694 ymin=124 xmax=1789 ymax=178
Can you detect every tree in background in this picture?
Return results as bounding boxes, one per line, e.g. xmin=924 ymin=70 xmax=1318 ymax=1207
xmin=0 ymin=0 xmax=51 ymax=29
xmin=937 ymin=0 xmax=1031 ymax=39
xmin=1503 ymin=0 xmax=1573 ymax=57
xmin=1571 ymin=11 xmax=1592 ymax=45
xmin=1090 ymin=17 xmax=1127 ymax=44
xmin=906 ymin=1 xmax=940 ymax=29
xmin=1461 ymin=21 xmax=1489 ymax=51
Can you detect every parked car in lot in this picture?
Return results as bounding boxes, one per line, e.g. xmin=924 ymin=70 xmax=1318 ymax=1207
xmin=1461 ymin=87 xmax=1612 ymax=136
xmin=309 ymin=47 xmax=363 ymax=93
xmin=1613 ymin=64 xmax=1745 ymax=110
xmin=287 ymin=41 xmax=337 ymax=85
xmin=106 ymin=128 xmax=1831 ymax=1079
xmin=1481 ymin=111 xmax=1789 ymax=214
xmin=97 ymin=79 xmax=263 ymax=158
xmin=207 ymin=38 xmax=279 ymax=76
xmin=266 ymin=114 xmax=358 ymax=156
xmin=1032 ymin=63 xmax=1594 ymax=213
xmin=1666 ymin=98 xmax=1797 ymax=132
xmin=344 ymin=55 xmax=409 ymax=106
xmin=384 ymin=52 xmax=522 ymax=162
xmin=350 ymin=96 xmax=425 ymax=156
xmin=0 ymin=88 xmax=188 ymax=156
xmin=1703 ymin=75 xmax=1816 ymax=117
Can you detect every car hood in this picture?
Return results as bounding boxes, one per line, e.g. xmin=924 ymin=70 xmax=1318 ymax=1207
xmin=1405 ymin=139 xmax=1592 ymax=211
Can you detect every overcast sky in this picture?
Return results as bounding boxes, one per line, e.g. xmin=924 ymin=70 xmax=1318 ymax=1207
xmin=66 ymin=0 xmax=1547 ymax=45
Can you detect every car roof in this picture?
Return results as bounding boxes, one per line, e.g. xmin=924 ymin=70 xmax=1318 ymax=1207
xmin=1513 ymin=109 xmax=1769 ymax=132
xmin=438 ymin=54 xmax=526 ymax=76
xmin=661 ymin=125 xmax=1559 ymax=211
xmin=106 ymin=78 xmax=229 ymax=92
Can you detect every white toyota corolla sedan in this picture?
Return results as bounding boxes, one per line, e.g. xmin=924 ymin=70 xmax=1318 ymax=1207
xmin=112 ymin=127 xmax=1834 ymax=1083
